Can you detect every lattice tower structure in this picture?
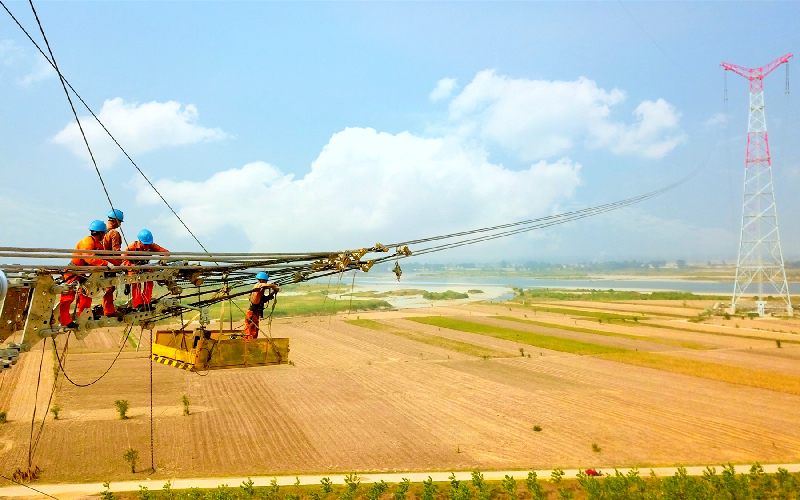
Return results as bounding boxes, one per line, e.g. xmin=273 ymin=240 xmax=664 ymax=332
xmin=722 ymin=54 xmax=793 ymax=316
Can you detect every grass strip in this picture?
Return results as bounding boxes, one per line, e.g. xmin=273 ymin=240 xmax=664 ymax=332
xmin=206 ymin=295 xmax=393 ymax=320
xmin=495 ymin=316 xmax=711 ymax=350
xmin=596 ymin=351 xmax=800 ymax=395
xmin=346 ymin=319 xmax=511 ymax=358
xmin=409 ymin=316 xmax=800 ymax=395
xmin=639 ymin=321 xmax=800 ymax=345
xmin=406 ymin=317 xmax=628 ymax=355
xmin=507 ymin=303 xmax=656 ymax=321
xmin=518 ymin=288 xmax=731 ymax=302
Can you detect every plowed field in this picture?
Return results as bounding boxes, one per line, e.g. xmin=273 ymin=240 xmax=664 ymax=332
xmin=1 ymin=300 xmax=799 ymax=483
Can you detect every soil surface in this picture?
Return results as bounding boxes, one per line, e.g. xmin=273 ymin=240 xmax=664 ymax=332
xmin=1 ymin=300 xmax=799 ymax=483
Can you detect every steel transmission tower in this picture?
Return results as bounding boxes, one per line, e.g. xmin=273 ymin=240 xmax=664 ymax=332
xmin=723 ymin=53 xmax=793 ymax=316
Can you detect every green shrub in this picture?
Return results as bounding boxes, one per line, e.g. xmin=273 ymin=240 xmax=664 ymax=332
xmin=161 ymin=482 xmax=176 ymax=500
xmin=100 ymin=481 xmax=116 ymax=500
xmin=502 ymin=476 xmax=517 ymax=500
xmin=591 ymin=443 xmax=602 ymax=453
xmin=552 ymin=469 xmax=565 ymax=484
xmin=525 ymin=472 xmax=546 ymax=500
xmin=321 ymin=477 xmax=334 ymax=495
xmin=265 ymin=478 xmax=280 ymax=500
xmin=239 ymin=478 xmax=254 ymax=500
xmin=471 ymin=471 xmax=490 ymax=500
xmin=394 ymin=479 xmax=411 ymax=500
xmin=422 ymin=477 xmax=439 ymax=500
xmin=50 ymin=404 xmax=61 ymax=420
xmin=448 ymin=474 xmax=471 ymax=500
xmin=341 ymin=473 xmax=360 ymax=500
xmin=422 ymin=290 xmax=468 ymax=300
xmin=366 ymin=481 xmax=388 ymax=500
xmin=122 ymin=447 xmax=138 ymax=473
xmin=533 ymin=425 xmax=542 ymax=432
xmin=114 ymin=400 xmax=130 ymax=420
xmin=0 ymin=411 xmax=7 ymax=424
xmin=182 ymin=395 xmax=190 ymax=416
xmin=137 ymin=486 xmax=153 ymax=500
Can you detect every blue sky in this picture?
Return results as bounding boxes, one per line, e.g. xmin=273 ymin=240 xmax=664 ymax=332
xmin=1 ymin=1 xmax=799 ymax=262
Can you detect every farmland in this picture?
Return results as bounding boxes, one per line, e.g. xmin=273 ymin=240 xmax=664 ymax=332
xmin=1 ymin=290 xmax=800 ymax=484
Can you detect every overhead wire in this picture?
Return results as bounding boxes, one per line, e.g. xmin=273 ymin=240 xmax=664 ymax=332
xmin=0 ymin=474 xmax=60 ymax=500
xmin=25 ymin=0 xmax=127 ymax=246
xmin=51 ymin=327 xmax=133 ymax=387
xmin=0 ymin=0 xmax=208 ymax=254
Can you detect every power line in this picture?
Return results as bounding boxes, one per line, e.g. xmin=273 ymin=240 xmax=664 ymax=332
xmin=25 ymin=0 xmax=127 ymax=246
xmin=0 ymin=0 xmax=210 ymax=255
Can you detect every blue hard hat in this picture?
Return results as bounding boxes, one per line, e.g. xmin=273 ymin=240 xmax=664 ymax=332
xmin=88 ymin=220 xmax=107 ymax=232
xmin=107 ymin=209 xmax=124 ymax=221
xmin=138 ymin=229 xmax=154 ymax=245
xmin=256 ymin=272 xmax=269 ymax=281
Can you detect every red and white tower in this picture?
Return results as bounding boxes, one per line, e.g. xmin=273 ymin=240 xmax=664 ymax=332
xmin=723 ymin=54 xmax=793 ymax=316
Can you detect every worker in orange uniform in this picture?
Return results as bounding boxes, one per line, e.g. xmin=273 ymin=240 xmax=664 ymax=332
xmin=122 ymin=229 xmax=169 ymax=310
xmin=102 ymin=209 xmax=124 ymax=317
xmin=60 ymin=220 xmax=115 ymax=328
xmin=243 ymin=272 xmax=279 ymax=340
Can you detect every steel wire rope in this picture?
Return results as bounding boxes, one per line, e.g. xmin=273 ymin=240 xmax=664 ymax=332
xmin=25 ymin=0 xmax=127 ymax=247
xmin=380 ymin=159 xmax=708 ymax=259
xmin=27 ymin=340 xmax=46 ymax=468
xmin=0 ymin=0 xmax=212 ymax=256
xmin=28 ymin=337 xmax=69 ymax=465
xmin=51 ymin=326 xmax=133 ymax=387
xmin=0 ymin=474 xmax=60 ymax=500
xmin=149 ymin=327 xmax=155 ymax=473
xmin=384 ymin=164 xmax=698 ymax=249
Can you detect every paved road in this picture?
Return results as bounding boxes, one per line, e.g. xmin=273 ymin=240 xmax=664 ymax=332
xmin=2 ymin=464 xmax=800 ymax=499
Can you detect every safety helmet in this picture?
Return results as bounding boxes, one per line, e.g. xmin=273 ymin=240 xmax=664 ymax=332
xmin=107 ymin=209 xmax=124 ymax=222
xmin=138 ymin=229 xmax=154 ymax=245
xmin=88 ymin=220 xmax=108 ymax=233
xmin=256 ymin=272 xmax=269 ymax=281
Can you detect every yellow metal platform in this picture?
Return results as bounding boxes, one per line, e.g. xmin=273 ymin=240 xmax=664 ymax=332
xmin=152 ymin=329 xmax=289 ymax=372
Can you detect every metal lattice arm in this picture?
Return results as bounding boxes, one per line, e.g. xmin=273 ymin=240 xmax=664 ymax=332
xmin=722 ymin=53 xmax=792 ymax=79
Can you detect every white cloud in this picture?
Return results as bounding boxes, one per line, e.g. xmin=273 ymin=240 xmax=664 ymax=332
xmin=17 ymin=54 xmax=55 ymax=85
xmin=136 ymin=127 xmax=582 ymax=252
xmin=0 ymin=40 xmax=23 ymax=66
xmin=52 ymin=98 xmax=229 ymax=168
xmin=705 ymin=112 xmax=727 ymax=128
xmin=446 ymin=70 xmax=685 ymax=161
xmin=429 ymin=77 xmax=458 ymax=102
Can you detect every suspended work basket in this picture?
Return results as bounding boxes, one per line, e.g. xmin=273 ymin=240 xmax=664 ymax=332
xmin=152 ymin=329 xmax=289 ymax=372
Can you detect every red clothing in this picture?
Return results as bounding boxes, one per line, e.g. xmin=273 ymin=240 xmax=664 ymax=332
xmin=61 ymin=235 xmax=109 ymax=325
xmin=243 ymin=310 xmax=261 ymax=340
xmin=123 ymin=241 xmax=169 ymax=308
xmin=131 ymin=281 xmax=154 ymax=309
xmin=243 ymin=282 xmax=278 ymax=339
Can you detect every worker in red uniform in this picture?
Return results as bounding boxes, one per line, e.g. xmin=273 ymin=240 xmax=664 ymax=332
xmin=60 ymin=220 xmax=115 ymax=327
xmin=122 ymin=229 xmax=169 ymax=310
xmin=102 ymin=209 xmax=124 ymax=317
xmin=243 ymin=272 xmax=279 ymax=340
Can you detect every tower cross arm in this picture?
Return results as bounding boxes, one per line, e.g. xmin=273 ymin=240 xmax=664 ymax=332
xmin=722 ymin=53 xmax=792 ymax=79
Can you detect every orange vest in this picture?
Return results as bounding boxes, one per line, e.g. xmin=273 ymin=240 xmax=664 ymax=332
xmin=122 ymin=241 xmax=169 ymax=266
xmin=71 ymin=235 xmax=109 ymax=267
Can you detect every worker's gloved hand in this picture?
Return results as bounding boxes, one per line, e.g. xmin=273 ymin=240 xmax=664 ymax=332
xmin=107 ymin=263 xmax=115 ymax=270
xmin=124 ymin=284 xmax=131 ymax=296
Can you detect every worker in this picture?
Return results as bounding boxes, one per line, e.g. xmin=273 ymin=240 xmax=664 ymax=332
xmin=60 ymin=220 xmax=115 ymax=328
xmin=122 ymin=229 xmax=169 ymax=310
xmin=243 ymin=272 xmax=279 ymax=340
xmin=102 ymin=209 xmax=124 ymax=316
